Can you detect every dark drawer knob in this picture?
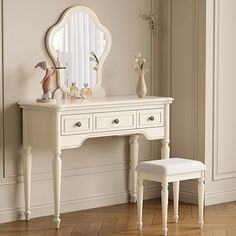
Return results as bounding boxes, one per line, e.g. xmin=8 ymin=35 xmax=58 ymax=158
xmin=113 ymin=119 xmax=120 ymax=124
xmin=75 ymin=122 xmax=82 ymax=127
xmin=149 ymin=116 xmax=155 ymax=121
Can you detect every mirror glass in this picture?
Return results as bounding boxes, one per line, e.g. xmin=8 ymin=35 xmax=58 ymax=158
xmin=46 ymin=6 xmax=112 ymax=94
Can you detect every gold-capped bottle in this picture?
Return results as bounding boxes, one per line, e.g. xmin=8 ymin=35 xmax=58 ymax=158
xmin=80 ymin=83 xmax=92 ymax=99
xmin=70 ymin=82 xmax=79 ymax=98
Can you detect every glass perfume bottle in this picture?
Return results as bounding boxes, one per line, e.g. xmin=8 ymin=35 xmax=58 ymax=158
xmin=70 ymin=82 xmax=79 ymax=98
xmin=80 ymin=83 xmax=92 ymax=99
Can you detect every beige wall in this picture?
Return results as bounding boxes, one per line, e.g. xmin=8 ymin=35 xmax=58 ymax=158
xmin=0 ymin=0 xmax=158 ymax=222
xmin=205 ymin=0 xmax=236 ymax=205
xmin=160 ymin=0 xmax=236 ymax=205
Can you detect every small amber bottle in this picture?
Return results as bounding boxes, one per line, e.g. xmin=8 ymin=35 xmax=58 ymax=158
xmin=70 ymin=83 xmax=79 ymax=98
xmin=80 ymin=83 xmax=92 ymax=99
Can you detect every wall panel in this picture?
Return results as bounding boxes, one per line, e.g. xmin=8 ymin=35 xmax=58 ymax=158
xmin=170 ymin=0 xmax=199 ymax=160
xmin=0 ymin=0 xmax=157 ymax=222
xmin=213 ymin=0 xmax=236 ymax=180
xmin=205 ymin=0 xmax=236 ymax=205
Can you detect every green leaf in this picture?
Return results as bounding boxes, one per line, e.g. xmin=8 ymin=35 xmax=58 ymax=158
xmin=140 ymin=62 xmax=144 ymax=70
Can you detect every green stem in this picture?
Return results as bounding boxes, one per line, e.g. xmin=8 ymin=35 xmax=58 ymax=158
xmin=94 ymin=54 xmax=99 ymax=64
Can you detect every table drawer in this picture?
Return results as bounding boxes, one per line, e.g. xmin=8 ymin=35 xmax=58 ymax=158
xmin=61 ymin=114 xmax=92 ymax=135
xmin=137 ymin=109 xmax=164 ymax=128
xmin=94 ymin=111 xmax=136 ymax=132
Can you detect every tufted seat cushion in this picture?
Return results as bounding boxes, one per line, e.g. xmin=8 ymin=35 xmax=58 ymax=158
xmin=136 ymin=158 xmax=206 ymax=176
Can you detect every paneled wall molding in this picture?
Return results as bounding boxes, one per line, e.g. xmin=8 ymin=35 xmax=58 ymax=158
xmin=168 ymin=0 xmax=172 ymax=98
xmin=0 ymin=161 xmax=130 ymax=185
xmin=205 ymin=189 xmax=236 ymax=205
xmin=165 ymin=0 xmax=200 ymax=161
xmin=212 ymin=0 xmax=221 ymax=180
xmin=212 ymin=0 xmax=236 ymax=181
xmin=150 ymin=0 xmax=160 ymax=160
xmin=160 ymin=0 xmax=172 ymax=97
xmin=191 ymin=0 xmax=200 ymax=162
xmin=150 ymin=0 xmax=158 ymax=97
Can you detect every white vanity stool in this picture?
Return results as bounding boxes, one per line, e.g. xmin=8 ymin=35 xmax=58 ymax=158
xmin=136 ymin=158 xmax=206 ymax=235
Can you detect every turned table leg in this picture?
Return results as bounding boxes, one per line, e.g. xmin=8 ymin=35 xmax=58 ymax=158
xmin=129 ymin=135 xmax=139 ymax=203
xmin=22 ymin=146 xmax=32 ymax=221
xmin=52 ymin=111 xmax=62 ymax=229
xmin=161 ymin=104 xmax=170 ymax=159
xmin=137 ymin=178 xmax=144 ymax=230
xmin=52 ymin=152 xmax=62 ymax=229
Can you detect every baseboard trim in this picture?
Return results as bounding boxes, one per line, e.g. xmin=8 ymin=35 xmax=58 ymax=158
xmin=168 ymin=189 xmax=198 ymax=205
xmin=179 ymin=190 xmax=198 ymax=204
xmin=0 ymin=186 xmax=160 ymax=224
xmin=205 ymin=189 xmax=236 ymax=206
xmin=172 ymin=188 xmax=236 ymax=206
xmin=4 ymin=187 xmax=233 ymax=224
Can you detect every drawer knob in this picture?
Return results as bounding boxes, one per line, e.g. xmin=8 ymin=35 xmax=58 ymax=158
xmin=75 ymin=122 xmax=82 ymax=127
xmin=113 ymin=119 xmax=120 ymax=124
xmin=149 ymin=116 xmax=155 ymax=121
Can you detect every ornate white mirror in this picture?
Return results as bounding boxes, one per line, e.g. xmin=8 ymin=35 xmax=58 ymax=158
xmin=46 ymin=6 xmax=112 ymax=96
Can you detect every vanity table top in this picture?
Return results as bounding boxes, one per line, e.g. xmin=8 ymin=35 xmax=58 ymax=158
xmin=18 ymin=95 xmax=174 ymax=111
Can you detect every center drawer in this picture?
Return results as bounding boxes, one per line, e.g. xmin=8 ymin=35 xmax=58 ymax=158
xmin=94 ymin=111 xmax=136 ymax=132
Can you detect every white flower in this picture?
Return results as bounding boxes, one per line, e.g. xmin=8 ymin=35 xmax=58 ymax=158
xmin=133 ymin=52 xmax=149 ymax=75
xmin=89 ymin=56 xmax=95 ymax=61
xmin=136 ymin=52 xmax=142 ymax=58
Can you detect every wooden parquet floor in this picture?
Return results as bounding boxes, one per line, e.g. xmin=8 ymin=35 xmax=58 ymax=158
xmin=0 ymin=199 xmax=236 ymax=236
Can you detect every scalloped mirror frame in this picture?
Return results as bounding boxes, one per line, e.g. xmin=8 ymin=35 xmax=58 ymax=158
xmin=46 ymin=6 xmax=112 ymax=97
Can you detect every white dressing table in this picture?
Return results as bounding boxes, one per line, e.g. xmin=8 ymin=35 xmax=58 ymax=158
xmin=18 ymin=5 xmax=174 ymax=228
xmin=19 ymin=95 xmax=173 ymax=228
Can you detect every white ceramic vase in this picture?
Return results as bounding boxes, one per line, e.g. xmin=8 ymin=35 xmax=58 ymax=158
xmin=136 ymin=73 xmax=147 ymax=98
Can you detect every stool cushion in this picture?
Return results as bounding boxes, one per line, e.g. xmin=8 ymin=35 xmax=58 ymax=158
xmin=136 ymin=158 xmax=206 ymax=176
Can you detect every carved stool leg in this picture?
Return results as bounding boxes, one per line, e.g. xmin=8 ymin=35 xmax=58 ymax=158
xmin=198 ymin=171 xmax=205 ymax=229
xmin=173 ymin=181 xmax=180 ymax=223
xmin=161 ymin=181 xmax=169 ymax=235
xmin=137 ymin=178 xmax=144 ymax=230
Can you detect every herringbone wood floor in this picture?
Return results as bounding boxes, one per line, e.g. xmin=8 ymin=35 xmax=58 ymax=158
xmin=0 ymin=199 xmax=236 ymax=236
